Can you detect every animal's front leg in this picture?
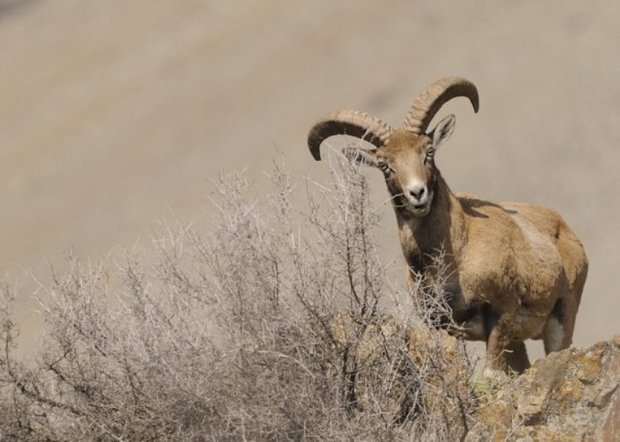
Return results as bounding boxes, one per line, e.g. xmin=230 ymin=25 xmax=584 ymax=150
xmin=504 ymin=341 xmax=530 ymax=373
xmin=483 ymin=307 xmax=517 ymax=374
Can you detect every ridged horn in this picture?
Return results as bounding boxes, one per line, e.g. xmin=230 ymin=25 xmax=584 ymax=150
xmin=403 ymin=77 xmax=479 ymax=134
xmin=307 ymin=110 xmax=393 ymax=161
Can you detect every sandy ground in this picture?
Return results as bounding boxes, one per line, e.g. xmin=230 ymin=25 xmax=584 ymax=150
xmin=1 ymin=1 xmax=618 ymax=359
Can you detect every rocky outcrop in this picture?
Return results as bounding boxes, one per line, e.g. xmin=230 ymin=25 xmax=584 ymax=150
xmin=470 ymin=336 xmax=619 ymax=441
xmin=329 ymin=313 xmax=619 ymax=440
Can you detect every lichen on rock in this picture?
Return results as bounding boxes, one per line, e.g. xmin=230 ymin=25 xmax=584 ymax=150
xmin=471 ymin=336 xmax=620 ymax=441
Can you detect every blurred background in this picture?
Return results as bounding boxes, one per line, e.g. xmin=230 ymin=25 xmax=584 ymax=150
xmin=1 ymin=0 xmax=618 ymax=358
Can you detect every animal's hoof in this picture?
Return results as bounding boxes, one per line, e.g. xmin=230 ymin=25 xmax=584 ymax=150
xmin=482 ymin=366 xmax=509 ymax=380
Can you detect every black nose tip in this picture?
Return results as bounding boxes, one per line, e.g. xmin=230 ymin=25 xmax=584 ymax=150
xmin=409 ymin=187 xmax=425 ymax=200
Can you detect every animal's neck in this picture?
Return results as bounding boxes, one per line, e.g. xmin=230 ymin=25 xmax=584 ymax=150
xmin=395 ymin=173 xmax=466 ymax=273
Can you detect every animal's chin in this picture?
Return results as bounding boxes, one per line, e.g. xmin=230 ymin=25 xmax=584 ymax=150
xmin=408 ymin=203 xmax=431 ymax=218
xmin=392 ymin=194 xmax=432 ymax=218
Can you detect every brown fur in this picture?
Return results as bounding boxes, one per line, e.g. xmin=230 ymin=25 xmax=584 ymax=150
xmin=308 ymin=77 xmax=588 ymax=374
xmin=380 ymin=129 xmax=588 ymax=373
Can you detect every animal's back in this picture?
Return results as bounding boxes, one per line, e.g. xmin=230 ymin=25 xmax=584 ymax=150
xmin=456 ymin=195 xmax=587 ymax=345
xmin=500 ymin=201 xmax=589 ymax=297
xmin=456 ymin=195 xmax=587 ymax=313
xmin=457 ymin=195 xmax=588 ymax=294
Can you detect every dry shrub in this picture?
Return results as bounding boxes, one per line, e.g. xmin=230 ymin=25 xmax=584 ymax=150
xmin=0 ymin=154 xmax=476 ymax=441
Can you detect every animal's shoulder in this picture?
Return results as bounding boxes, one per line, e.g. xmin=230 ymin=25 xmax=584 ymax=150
xmin=455 ymin=193 xmax=521 ymax=233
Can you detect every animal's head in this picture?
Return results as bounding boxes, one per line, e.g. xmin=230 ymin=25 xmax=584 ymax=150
xmin=308 ymin=77 xmax=479 ymax=218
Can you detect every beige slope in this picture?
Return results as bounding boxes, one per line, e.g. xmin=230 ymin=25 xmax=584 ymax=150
xmin=0 ymin=1 xmax=618 ymax=354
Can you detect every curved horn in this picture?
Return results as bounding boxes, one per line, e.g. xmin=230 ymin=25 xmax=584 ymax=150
xmin=403 ymin=77 xmax=479 ymax=134
xmin=307 ymin=110 xmax=393 ymax=161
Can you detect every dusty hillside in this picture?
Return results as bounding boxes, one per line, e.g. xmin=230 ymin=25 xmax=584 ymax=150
xmin=0 ymin=1 xmax=619 ymax=354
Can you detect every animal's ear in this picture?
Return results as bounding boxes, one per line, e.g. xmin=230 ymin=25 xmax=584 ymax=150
xmin=430 ymin=114 xmax=456 ymax=150
xmin=342 ymin=146 xmax=379 ymax=167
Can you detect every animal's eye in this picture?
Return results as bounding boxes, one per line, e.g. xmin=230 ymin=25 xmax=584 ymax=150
xmin=424 ymin=145 xmax=435 ymax=163
xmin=377 ymin=161 xmax=393 ymax=176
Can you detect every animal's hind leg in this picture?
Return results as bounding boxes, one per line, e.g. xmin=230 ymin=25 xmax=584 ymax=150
xmin=544 ymin=261 xmax=587 ymax=354
xmin=543 ymin=314 xmax=566 ymax=354
xmin=542 ymin=296 xmax=580 ymax=354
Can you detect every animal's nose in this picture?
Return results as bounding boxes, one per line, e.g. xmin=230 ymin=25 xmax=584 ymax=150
xmin=408 ymin=185 xmax=426 ymax=201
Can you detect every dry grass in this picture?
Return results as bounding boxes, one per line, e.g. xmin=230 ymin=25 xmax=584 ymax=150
xmin=0 ymin=154 xmax=478 ymax=441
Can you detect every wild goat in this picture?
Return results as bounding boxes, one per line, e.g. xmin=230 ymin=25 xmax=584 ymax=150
xmin=307 ymin=77 xmax=588 ymax=373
